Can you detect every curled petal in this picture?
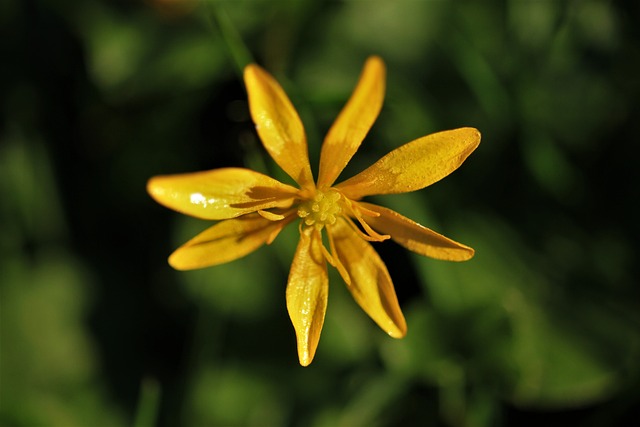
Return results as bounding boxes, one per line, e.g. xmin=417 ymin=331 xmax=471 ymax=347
xmin=286 ymin=228 xmax=329 ymax=366
xmin=147 ymin=168 xmax=298 ymax=220
xmin=169 ymin=213 xmax=295 ymax=270
xmin=358 ymin=202 xmax=474 ymax=261
xmin=317 ymin=56 xmax=385 ymax=188
xmin=328 ymin=218 xmax=406 ymax=338
xmin=336 ymin=127 xmax=481 ymax=199
xmin=244 ymin=64 xmax=315 ymax=189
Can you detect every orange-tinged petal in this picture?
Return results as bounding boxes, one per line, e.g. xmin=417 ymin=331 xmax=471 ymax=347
xmin=286 ymin=227 xmax=328 ymax=366
xmin=335 ymin=127 xmax=481 ymax=199
xmin=329 ymin=218 xmax=407 ymax=338
xmin=358 ymin=202 xmax=474 ymax=261
xmin=147 ymin=168 xmax=298 ymax=220
xmin=317 ymin=56 xmax=385 ymax=188
xmin=244 ymin=64 xmax=314 ymax=189
xmin=169 ymin=213 xmax=294 ymax=270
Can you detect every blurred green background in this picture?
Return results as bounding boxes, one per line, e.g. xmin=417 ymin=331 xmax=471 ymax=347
xmin=2 ymin=0 xmax=639 ymax=426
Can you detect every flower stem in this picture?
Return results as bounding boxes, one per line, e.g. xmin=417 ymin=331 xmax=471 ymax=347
xmin=206 ymin=0 xmax=254 ymax=79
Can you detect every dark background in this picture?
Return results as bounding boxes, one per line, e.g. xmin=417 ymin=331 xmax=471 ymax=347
xmin=2 ymin=0 xmax=639 ymax=426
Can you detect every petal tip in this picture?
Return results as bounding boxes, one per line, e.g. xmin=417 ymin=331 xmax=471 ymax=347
xmin=465 ymin=247 xmax=476 ymax=260
xmin=297 ymin=343 xmax=317 ymax=367
xmin=366 ymin=55 xmax=385 ymax=69
xmin=167 ymin=252 xmax=190 ymax=271
xmin=452 ymin=245 xmax=475 ymax=262
xmin=298 ymin=355 xmax=313 ymax=367
xmin=388 ymin=324 xmax=407 ymax=339
xmin=438 ymin=247 xmax=475 ymax=262
xmin=243 ymin=64 xmax=270 ymax=90
xmin=146 ymin=177 xmax=162 ymax=198
xmin=466 ymin=127 xmax=482 ymax=147
xmin=243 ymin=63 xmax=261 ymax=78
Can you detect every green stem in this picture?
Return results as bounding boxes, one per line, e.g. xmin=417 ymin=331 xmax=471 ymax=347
xmin=133 ymin=378 xmax=161 ymax=427
xmin=205 ymin=0 xmax=254 ymax=78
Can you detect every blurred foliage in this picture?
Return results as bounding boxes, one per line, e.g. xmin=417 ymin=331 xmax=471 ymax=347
xmin=1 ymin=0 xmax=640 ymax=426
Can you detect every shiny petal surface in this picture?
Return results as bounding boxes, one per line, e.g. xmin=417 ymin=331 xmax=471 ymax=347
xmin=286 ymin=228 xmax=329 ymax=366
xmin=244 ymin=64 xmax=314 ymax=189
xmin=317 ymin=56 xmax=385 ymax=188
xmin=336 ymin=127 xmax=481 ymax=199
xmin=329 ymin=218 xmax=407 ymax=338
xmin=147 ymin=168 xmax=298 ymax=220
xmin=169 ymin=214 xmax=294 ymax=270
xmin=359 ymin=202 xmax=475 ymax=261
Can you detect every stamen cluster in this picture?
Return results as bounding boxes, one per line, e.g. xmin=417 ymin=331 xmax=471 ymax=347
xmin=297 ymin=190 xmax=342 ymax=229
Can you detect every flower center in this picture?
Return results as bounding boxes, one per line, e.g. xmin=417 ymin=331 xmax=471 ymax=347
xmin=297 ymin=190 xmax=342 ymax=229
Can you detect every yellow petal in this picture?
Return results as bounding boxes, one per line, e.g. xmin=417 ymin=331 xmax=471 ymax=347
xmin=328 ymin=218 xmax=406 ymax=338
xmin=317 ymin=56 xmax=386 ymax=188
xmin=147 ymin=167 xmax=298 ymax=220
xmin=335 ymin=127 xmax=481 ymax=199
xmin=169 ymin=213 xmax=294 ymax=270
xmin=358 ymin=202 xmax=474 ymax=261
xmin=286 ymin=227 xmax=328 ymax=366
xmin=244 ymin=64 xmax=314 ymax=189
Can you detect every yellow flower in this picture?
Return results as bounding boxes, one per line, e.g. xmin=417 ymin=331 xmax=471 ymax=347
xmin=147 ymin=56 xmax=480 ymax=366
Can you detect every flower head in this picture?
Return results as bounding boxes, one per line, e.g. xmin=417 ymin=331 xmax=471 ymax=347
xmin=147 ymin=56 xmax=480 ymax=366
